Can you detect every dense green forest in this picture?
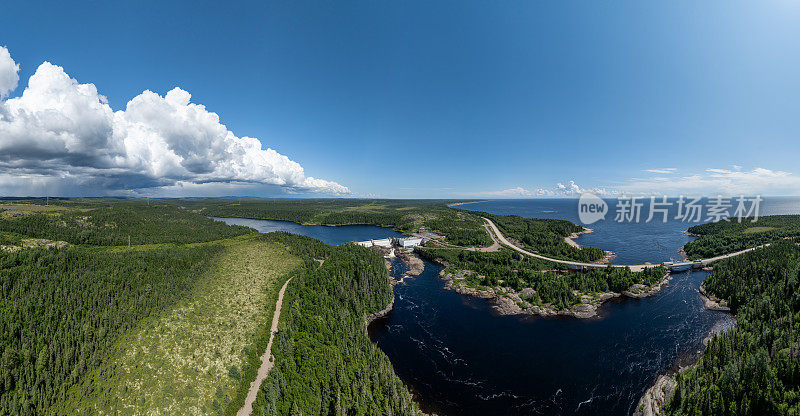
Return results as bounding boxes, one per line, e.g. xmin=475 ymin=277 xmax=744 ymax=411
xmin=183 ymin=198 xmax=448 ymax=225
xmin=0 ymin=243 xmax=221 ymax=414
xmin=666 ymin=241 xmax=800 ymax=415
xmin=0 ymin=201 xmax=252 ymax=246
xmin=417 ymin=247 xmax=666 ymax=310
xmin=1 ymin=199 xmax=419 ymax=416
xmin=50 ymin=235 xmax=303 ymax=416
xmin=250 ymin=235 xmax=420 ymax=416
xmin=1 ymin=200 xmax=250 ymax=414
xmin=480 ymin=213 xmax=607 ymax=262
xmin=684 ymin=215 xmax=800 ymax=259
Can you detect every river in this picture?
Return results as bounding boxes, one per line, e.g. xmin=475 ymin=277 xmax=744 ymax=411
xmin=209 ymin=216 xmax=405 ymax=245
xmin=215 ymin=197 xmax=800 ymax=415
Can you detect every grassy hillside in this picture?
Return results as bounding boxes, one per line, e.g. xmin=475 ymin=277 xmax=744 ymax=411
xmin=56 ymin=236 xmax=301 ymax=415
xmin=0 ymin=241 xmax=222 ymax=414
xmin=1 ymin=199 xmax=421 ymax=416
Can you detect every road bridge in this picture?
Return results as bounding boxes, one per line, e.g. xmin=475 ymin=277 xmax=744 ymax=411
xmin=482 ymin=217 xmax=765 ymax=272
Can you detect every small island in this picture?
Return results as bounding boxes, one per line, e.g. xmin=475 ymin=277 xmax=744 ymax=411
xmin=417 ymin=246 xmax=668 ymax=319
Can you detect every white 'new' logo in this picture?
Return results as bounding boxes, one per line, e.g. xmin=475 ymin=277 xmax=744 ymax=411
xmin=578 ymin=193 xmax=608 ymax=225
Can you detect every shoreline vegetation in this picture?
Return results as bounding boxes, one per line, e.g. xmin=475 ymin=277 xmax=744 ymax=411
xmin=480 ymin=213 xmax=608 ymax=263
xmin=635 ymin=306 xmax=739 ymax=416
xmin=249 ymin=234 xmax=422 ymax=416
xmin=698 ymin=282 xmax=730 ymax=311
xmin=634 ymin=317 xmax=737 ymax=416
xmin=365 ymin=296 xmax=395 ymax=330
xmin=435 ymin=260 xmax=670 ymax=319
xmin=683 ymin=214 xmax=800 ymax=259
xmin=415 ymin=243 xmax=668 ymax=319
xmin=635 ymin=240 xmax=800 ymax=416
xmin=565 ymin=227 xmax=593 ymax=248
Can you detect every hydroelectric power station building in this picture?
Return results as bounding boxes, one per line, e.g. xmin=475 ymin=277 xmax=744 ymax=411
xmin=354 ymin=237 xmax=423 ymax=249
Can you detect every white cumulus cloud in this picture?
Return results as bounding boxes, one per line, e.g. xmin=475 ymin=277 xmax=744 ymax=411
xmin=0 ymin=46 xmax=19 ymax=99
xmin=618 ymin=167 xmax=800 ymax=196
xmin=471 ymin=167 xmax=800 ymax=199
xmin=0 ymin=46 xmax=348 ymax=196
xmin=470 ymin=181 xmax=616 ymax=198
xmin=481 ymin=186 xmax=535 ymax=197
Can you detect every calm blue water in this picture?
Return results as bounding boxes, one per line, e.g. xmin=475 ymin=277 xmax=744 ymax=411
xmin=210 ymin=217 xmax=404 ymax=245
xmin=458 ymin=197 xmax=800 ymax=265
xmin=213 ymin=198 xmax=800 ymax=416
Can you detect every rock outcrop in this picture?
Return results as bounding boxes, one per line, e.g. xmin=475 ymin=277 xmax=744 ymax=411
xmin=439 ymin=270 xmax=670 ymax=319
xmin=698 ymin=283 xmax=730 ymax=311
xmin=365 ymin=296 xmax=395 ymax=331
xmin=633 ymin=375 xmax=677 ymax=416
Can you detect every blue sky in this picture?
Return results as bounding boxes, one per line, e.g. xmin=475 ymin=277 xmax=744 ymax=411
xmin=1 ymin=1 xmax=799 ymax=197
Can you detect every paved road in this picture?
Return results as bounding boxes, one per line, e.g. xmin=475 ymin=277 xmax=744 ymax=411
xmin=464 ymin=223 xmax=501 ymax=252
xmin=482 ymin=217 xmax=765 ymax=272
xmin=237 ymin=276 xmax=293 ymax=416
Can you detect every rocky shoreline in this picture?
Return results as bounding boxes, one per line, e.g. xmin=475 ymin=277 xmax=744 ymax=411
xmin=439 ymin=269 xmax=672 ymax=319
xmin=599 ymin=250 xmax=617 ymax=264
xmin=363 ymin=296 xmax=433 ymax=416
xmin=633 ymin=374 xmax=678 ymax=416
xmin=447 ymin=200 xmax=487 ymax=207
xmin=397 ymin=249 xmax=425 ymax=276
xmin=563 ymin=228 xmax=619 ymax=264
xmin=698 ymin=283 xmax=730 ymax=311
xmin=365 ymin=296 xmax=395 ymax=329
xmin=633 ymin=320 xmax=736 ymax=416
xmin=633 ymin=289 xmax=736 ymax=416
xmin=383 ymin=248 xmax=425 ymax=285
xmin=624 ymin=274 xmax=673 ymax=298
xmin=565 ymin=227 xmax=593 ymax=249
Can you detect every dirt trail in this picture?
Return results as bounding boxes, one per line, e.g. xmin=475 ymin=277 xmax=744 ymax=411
xmin=237 ymin=276 xmax=293 ymax=416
